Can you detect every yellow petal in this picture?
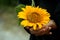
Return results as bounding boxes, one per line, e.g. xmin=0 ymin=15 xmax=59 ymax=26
xmin=33 ymin=24 xmax=37 ymax=30
xmin=22 ymin=6 xmax=32 ymax=14
xmin=21 ymin=20 xmax=34 ymax=27
xmin=40 ymin=21 xmax=49 ymax=25
xmin=37 ymin=6 xmax=39 ymax=8
xmin=22 ymin=8 xmax=26 ymax=11
xmin=25 ymin=6 xmax=32 ymax=11
xmin=17 ymin=12 xmax=26 ymax=19
xmin=37 ymin=23 xmax=42 ymax=29
xmin=26 ymin=6 xmax=32 ymax=9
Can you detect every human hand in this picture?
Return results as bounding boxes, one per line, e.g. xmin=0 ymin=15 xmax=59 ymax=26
xmin=25 ymin=20 xmax=56 ymax=36
xmin=29 ymin=26 xmax=52 ymax=36
xmin=46 ymin=20 xmax=57 ymax=29
xmin=25 ymin=25 xmax=52 ymax=36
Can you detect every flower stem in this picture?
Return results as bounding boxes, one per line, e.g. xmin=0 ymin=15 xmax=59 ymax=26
xmin=31 ymin=0 xmax=35 ymax=6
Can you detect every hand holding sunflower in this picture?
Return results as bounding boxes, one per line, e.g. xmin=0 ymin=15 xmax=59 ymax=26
xmin=17 ymin=0 xmax=57 ymax=36
xmin=17 ymin=6 xmax=50 ymax=30
xmin=25 ymin=20 xmax=56 ymax=36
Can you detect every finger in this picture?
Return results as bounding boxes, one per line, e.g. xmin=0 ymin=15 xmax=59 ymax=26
xmin=49 ymin=32 xmax=52 ymax=35
xmin=36 ymin=28 xmax=47 ymax=34
xmin=30 ymin=28 xmax=38 ymax=35
xmin=47 ymin=32 xmax=52 ymax=35
xmin=47 ymin=20 xmax=57 ymax=29
xmin=25 ymin=26 xmax=30 ymax=29
xmin=25 ymin=26 xmax=33 ymax=29
xmin=37 ymin=26 xmax=48 ymax=33
xmin=29 ymin=28 xmax=37 ymax=34
xmin=40 ymin=27 xmax=50 ymax=34
xmin=29 ymin=28 xmax=34 ymax=32
xmin=48 ymin=27 xmax=52 ymax=30
xmin=43 ymin=26 xmax=49 ymax=31
xmin=45 ymin=26 xmax=51 ymax=31
xmin=44 ymin=27 xmax=52 ymax=35
xmin=26 ymin=27 xmax=30 ymax=29
xmin=45 ymin=27 xmax=51 ymax=33
xmin=34 ymin=27 xmax=51 ymax=36
xmin=46 ymin=32 xmax=52 ymax=35
xmin=33 ymin=26 xmax=51 ymax=36
xmin=29 ymin=28 xmax=34 ymax=34
xmin=34 ymin=27 xmax=49 ymax=36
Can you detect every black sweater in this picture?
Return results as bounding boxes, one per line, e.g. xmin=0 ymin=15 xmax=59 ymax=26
xmin=18 ymin=0 xmax=60 ymax=40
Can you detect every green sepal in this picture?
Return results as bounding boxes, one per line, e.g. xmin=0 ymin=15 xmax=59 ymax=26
xmin=16 ymin=4 xmax=25 ymax=13
xmin=18 ymin=18 xmax=24 ymax=26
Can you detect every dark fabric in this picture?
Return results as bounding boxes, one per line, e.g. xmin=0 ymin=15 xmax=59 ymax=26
xmin=18 ymin=0 xmax=60 ymax=40
xmin=18 ymin=0 xmax=31 ymax=5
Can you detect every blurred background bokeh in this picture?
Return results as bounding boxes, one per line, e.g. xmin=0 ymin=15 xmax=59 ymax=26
xmin=0 ymin=0 xmax=30 ymax=40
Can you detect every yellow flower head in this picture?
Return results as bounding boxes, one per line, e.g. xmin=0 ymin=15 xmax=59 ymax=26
xmin=17 ymin=6 xmax=50 ymax=30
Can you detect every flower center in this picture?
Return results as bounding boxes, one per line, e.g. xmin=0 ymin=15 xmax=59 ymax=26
xmin=27 ymin=12 xmax=41 ymax=23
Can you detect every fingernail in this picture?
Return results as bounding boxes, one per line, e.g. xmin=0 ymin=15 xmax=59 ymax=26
xmin=49 ymin=32 xmax=52 ymax=34
xmin=26 ymin=27 xmax=29 ymax=29
xmin=30 ymin=29 xmax=32 ymax=31
xmin=30 ymin=28 xmax=33 ymax=31
xmin=42 ymin=29 xmax=45 ymax=31
xmin=49 ymin=27 xmax=51 ymax=30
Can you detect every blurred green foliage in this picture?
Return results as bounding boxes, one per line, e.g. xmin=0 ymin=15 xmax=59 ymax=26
xmin=0 ymin=0 xmax=17 ymax=6
xmin=0 ymin=0 xmax=26 ymax=26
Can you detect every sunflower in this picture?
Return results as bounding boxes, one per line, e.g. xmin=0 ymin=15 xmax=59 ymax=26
xmin=17 ymin=6 xmax=50 ymax=30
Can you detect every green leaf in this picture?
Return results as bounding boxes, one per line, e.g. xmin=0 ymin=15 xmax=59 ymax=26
xmin=16 ymin=4 xmax=25 ymax=13
xmin=18 ymin=18 xmax=24 ymax=26
xmin=16 ymin=4 xmax=25 ymax=25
